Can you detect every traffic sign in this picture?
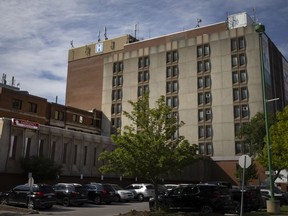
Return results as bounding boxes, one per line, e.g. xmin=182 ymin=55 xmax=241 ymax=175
xmin=238 ymin=155 xmax=251 ymax=168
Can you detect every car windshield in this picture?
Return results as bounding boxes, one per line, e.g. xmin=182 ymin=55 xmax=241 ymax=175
xmin=112 ymin=184 xmax=123 ymax=190
xmin=38 ymin=185 xmax=54 ymax=193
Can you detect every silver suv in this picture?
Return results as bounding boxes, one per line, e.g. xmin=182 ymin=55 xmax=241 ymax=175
xmin=125 ymin=183 xmax=155 ymax=201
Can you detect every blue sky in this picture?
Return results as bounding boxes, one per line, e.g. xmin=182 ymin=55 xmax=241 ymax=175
xmin=0 ymin=0 xmax=287 ymax=105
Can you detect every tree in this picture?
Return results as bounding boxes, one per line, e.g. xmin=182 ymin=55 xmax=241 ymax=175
xmin=236 ymin=163 xmax=258 ymax=186
xmin=99 ymin=94 xmax=199 ymax=209
xmin=242 ymin=112 xmax=275 ymax=157
xmin=20 ymin=156 xmax=62 ymax=182
xmin=257 ymin=106 xmax=288 ymax=183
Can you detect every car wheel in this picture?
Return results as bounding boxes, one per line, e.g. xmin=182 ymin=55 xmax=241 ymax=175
xmin=27 ymin=199 xmax=35 ymax=210
xmin=45 ymin=205 xmax=53 ymax=209
xmin=137 ymin=194 xmax=144 ymax=202
xmin=114 ymin=195 xmax=121 ymax=202
xmin=200 ymin=204 xmax=213 ymax=214
xmin=63 ymin=197 xmax=70 ymax=207
xmin=0 ymin=196 xmax=7 ymax=205
xmin=94 ymin=196 xmax=101 ymax=205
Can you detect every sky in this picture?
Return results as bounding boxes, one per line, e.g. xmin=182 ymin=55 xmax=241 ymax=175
xmin=0 ymin=0 xmax=287 ymax=105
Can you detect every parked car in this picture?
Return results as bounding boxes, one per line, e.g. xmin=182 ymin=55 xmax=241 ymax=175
xmin=149 ymin=184 xmax=235 ymax=214
xmin=125 ymin=183 xmax=155 ymax=201
xmin=163 ymin=184 xmax=178 ymax=191
xmin=52 ymin=183 xmax=88 ymax=206
xmin=229 ymin=186 xmax=262 ymax=212
xmin=0 ymin=183 xmax=56 ymax=209
xmin=83 ymin=183 xmax=113 ymax=204
xmin=102 ymin=183 xmax=134 ymax=202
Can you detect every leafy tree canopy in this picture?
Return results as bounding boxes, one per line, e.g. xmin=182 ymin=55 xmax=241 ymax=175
xmin=257 ymin=106 xmax=288 ymax=182
xmin=20 ymin=156 xmax=62 ymax=182
xmin=99 ymin=94 xmax=199 ymax=185
xmin=242 ymin=112 xmax=275 ymax=157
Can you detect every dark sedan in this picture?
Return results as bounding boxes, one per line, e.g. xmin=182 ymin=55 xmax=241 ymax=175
xmin=0 ymin=184 xmax=56 ymax=209
xmin=149 ymin=184 xmax=236 ymax=214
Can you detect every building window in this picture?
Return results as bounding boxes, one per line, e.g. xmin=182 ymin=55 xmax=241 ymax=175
xmin=232 ymin=71 xmax=238 ymax=84
xmin=239 ymin=54 xmax=246 ymax=66
xmin=73 ymin=145 xmax=77 ymax=165
xmin=199 ymin=143 xmax=214 ymax=155
xmin=93 ymin=147 xmax=97 ymax=166
xmin=38 ymin=139 xmax=44 ymax=157
xmin=206 ymin=125 xmax=212 ymax=138
xmin=205 ymin=92 xmax=211 ymax=104
xmin=172 ymin=50 xmax=178 ymax=62
xmin=166 ymin=96 xmax=178 ymax=108
xmin=234 ymin=123 xmax=241 ymax=138
xmin=172 ymin=66 xmax=178 ymax=77
xmin=12 ymin=99 xmax=22 ymax=110
xmin=233 ymin=88 xmax=239 ymax=101
xmin=198 ymin=93 xmax=204 ymax=105
xmin=197 ymin=46 xmax=203 ymax=57
xmin=205 ymin=109 xmax=212 ymax=121
xmin=197 ymin=61 xmax=203 ymax=73
xmin=29 ymin=102 xmax=37 ymax=113
xmin=241 ymin=87 xmax=248 ymax=100
xmin=199 ymin=126 xmax=204 ymax=139
xmin=79 ymin=116 xmax=83 ymax=123
xmin=204 ymin=60 xmax=210 ymax=72
xmin=112 ymin=89 xmax=122 ymax=100
xmin=238 ymin=37 xmax=245 ymax=50
xmin=204 ymin=76 xmax=211 ymax=88
xmin=62 ymin=143 xmax=68 ymax=164
xmin=114 ymin=61 xmax=123 ymax=72
xmin=235 ymin=142 xmax=250 ymax=155
xmin=9 ymin=136 xmax=17 ymax=159
xmin=198 ymin=110 xmax=204 ymax=121
xmin=72 ymin=114 xmax=77 ymax=122
xmin=83 ymin=146 xmax=88 ymax=166
xmin=204 ymin=44 xmax=210 ymax=56
xmin=55 ymin=111 xmax=64 ymax=120
xmin=51 ymin=141 xmax=56 ymax=161
xmin=231 ymin=39 xmax=237 ymax=51
xmin=139 ymin=56 xmax=149 ymax=68
xmin=234 ymin=106 xmax=240 ymax=118
xmin=166 ymin=81 xmax=178 ymax=93
xmin=232 ymin=55 xmax=238 ymax=67
xmin=198 ymin=77 xmax=203 ymax=89
xmin=166 ymin=67 xmax=172 ymax=78
xmin=24 ymin=138 xmax=31 ymax=158
xmin=242 ymin=105 xmax=249 ymax=118
xmin=240 ymin=70 xmax=247 ymax=83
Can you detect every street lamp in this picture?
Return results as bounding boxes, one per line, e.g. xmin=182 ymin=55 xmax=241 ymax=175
xmin=255 ymin=24 xmax=278 ymax=211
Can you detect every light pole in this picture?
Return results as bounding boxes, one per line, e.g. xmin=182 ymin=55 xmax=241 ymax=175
xmin=255 ymin=24 xmax=277 ymax=211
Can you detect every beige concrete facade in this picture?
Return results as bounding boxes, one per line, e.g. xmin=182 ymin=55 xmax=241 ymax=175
xmin=66 ymin=15 xmax=287 ymax=183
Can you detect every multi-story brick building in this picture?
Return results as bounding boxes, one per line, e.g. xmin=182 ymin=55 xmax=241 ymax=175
xmin=65 ymin=12 xmax=288 ymax=183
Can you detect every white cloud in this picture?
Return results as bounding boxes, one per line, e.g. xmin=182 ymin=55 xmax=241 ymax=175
xmin=0 ymin=0 xmax=287 ymax=105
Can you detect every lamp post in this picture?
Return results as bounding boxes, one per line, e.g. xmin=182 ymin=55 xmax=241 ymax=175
xmin=255 ymin=23 xmax=279 ymax=212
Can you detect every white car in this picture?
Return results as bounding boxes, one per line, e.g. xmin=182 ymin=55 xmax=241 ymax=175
xmin=103 ymin=184 xmax=134 ymax=202
xmin=125 ymin=183 xmax=155 ymax=201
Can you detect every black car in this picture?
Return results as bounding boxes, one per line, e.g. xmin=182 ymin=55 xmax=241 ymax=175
xmin=0 ymin=184 xmax=56 ymax=209
xmin=53 ymin=183 xmax=88 ymax=206
xmin=149 ymin=184 xmax=235 ymax=214
xmin=229 ymin=186 xmax=262 ymax=212
xmin=83 ymin=183 xmax=113 ymax=204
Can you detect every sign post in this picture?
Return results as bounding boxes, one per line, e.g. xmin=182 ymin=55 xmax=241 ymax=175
xmin=238 ymin=155 xmax=251 ymax=216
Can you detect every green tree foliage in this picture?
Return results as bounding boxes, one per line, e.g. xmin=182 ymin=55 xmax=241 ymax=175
xmin=257 ymin=106 xmax=288 ymax=182
xmin=20 ymin=156 xmax=62 ymax=182
xmin=242 ymin=112 xmax=275 ymax=157
xmin=236 ymin=163 xmax=258 ymax=186
xmin=99 ymin=94 xmax=199 ymax=208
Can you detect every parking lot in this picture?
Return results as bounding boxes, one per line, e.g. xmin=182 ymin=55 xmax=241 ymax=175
xmin=0 ymin=201 xmax=149 ymax=216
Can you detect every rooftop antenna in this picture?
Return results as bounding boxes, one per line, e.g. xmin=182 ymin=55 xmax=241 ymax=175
xmin=12 ymin=76 xmax=15 ymax=86
xmin=253 ymin=7 xmax=257 ymax=24
xmin=104 ymin=26 xmax=108 ymax=40
xmin=195 ymin=18 xmax=202 ymax=28
xmin=2 ymin=73 xmax=6 ymax=84
xmin=134 ymin=24 xmax=137 ymax=39
xmin=70 ymin=40 xmax=74 ymax=48
xmin=98 ymin=31 xmax=101 ymax=42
